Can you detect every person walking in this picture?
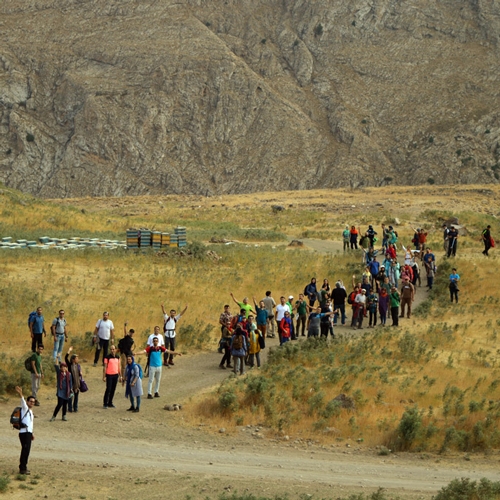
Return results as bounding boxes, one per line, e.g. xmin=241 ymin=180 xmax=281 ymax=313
xmin=50 ymin=362 xmax=73 ymax=421
xmin=51 ymin=309 xmax=67 ymax=364
xmin=123 ymin=355 xmax=143 ymax=412
xmin=103 ymin=345 xmax=121 ymax=409
xmin=482 ymin=225 xmax=493 ymax=256
xmin=15 ymin=386 xmax=35 ymax=475
xmin=29 ymin=307 xmax=46 ymax=353
xmin=93 ymin=312 xmax=115 ymax=367
xmin=30 ymin=345 xmax=44 ymax=406
xmin=161 ymin=303 xmax=188 ymax=366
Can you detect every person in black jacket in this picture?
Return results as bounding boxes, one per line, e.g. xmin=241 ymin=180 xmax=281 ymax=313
xmin=331 ymin=282 xmax=347 ymax=325
xmin=482 ymin=225 xmax=492 ymax=256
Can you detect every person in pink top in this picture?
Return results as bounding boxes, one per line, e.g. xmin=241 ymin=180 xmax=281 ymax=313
xmin=103 ymin=345 xmax=121 ymax=409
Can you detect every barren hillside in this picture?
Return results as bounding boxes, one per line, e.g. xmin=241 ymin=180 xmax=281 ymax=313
xmin=1 ymin=0 xmax=499 ymax=197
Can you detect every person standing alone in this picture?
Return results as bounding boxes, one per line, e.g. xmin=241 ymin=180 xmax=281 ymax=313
xmin=482 ymin=225 xmax=493 ymax=256
xmin=29 ymin=307 xmax=45 ymax=353
xmin=15 ymin=386 xmax=35 ymax=475
xmin=51 ymin=310 xmax=67 ymax=363
xmin=93 ymin=312 xmax=115 ymax=367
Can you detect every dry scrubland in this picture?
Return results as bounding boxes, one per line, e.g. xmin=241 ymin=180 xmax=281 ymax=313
xmin=2 ymin=184 xmax=500 ymax=498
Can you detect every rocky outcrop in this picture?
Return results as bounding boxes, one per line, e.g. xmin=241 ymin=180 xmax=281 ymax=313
xmin=0 ymin=0 xmax=499 ymax=197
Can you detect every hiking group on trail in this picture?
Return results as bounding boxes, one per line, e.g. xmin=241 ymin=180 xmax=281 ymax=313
xmin=15 ymin=221 xmax=492 ymax=475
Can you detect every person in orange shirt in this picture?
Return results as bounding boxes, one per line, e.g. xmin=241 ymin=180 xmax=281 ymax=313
xmin=102 ymin=345 xmax=121 ymax=409
xmin=349 ymin=226 xmax=359 ymax=250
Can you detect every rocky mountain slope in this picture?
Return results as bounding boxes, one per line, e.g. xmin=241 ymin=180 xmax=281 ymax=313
xmin=1 ymin=0 xmax=499 ymax=197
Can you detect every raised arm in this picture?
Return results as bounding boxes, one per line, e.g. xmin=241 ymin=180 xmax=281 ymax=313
xmin=180 ymin=304 xmax=188 ymax=316
xmin=161 ymin=304 xmax=167 ymax=315
xmin=230 ymin=293 xmax=239 ymax=307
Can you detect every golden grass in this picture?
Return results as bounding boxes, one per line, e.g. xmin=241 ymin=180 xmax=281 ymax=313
xmin=2 ymin=183 xmax=500 ymax=451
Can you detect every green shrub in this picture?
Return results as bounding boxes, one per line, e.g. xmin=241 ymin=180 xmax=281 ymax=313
xmin=0 ymin=474 xmax=10 ymax=493
xmin=395 ymin=406 xmax=422 ymax=451
xmin=433 ymin=477 xmax=500 ymax=500
xmin=218 ymin=384 xmax=238 ymax=414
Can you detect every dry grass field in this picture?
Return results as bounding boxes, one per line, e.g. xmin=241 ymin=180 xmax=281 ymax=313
xmin=1 ymin=184 xmax=500 ymax=499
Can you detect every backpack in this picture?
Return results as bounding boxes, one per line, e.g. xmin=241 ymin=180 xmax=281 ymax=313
xmin=232 ymin=334 xmax=243 ymax=350
xmin=347 ymin=291 xmax=356 ymax=305
xmin=163 ymin=316 xmax=177 ymax=333
xmin=24 ymin=356 xmax=34 ymax=373
xmin=10 ymin=406 xmax=28 ymax=430
xmin=28 ymin=311 xmax=37 ymax=329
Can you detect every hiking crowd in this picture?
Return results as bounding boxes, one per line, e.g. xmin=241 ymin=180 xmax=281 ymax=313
xmin=14 ymin=222 xmax=493 ymax=475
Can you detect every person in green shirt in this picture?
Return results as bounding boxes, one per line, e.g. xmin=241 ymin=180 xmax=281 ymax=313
xmin=389 ymin=287 xmax=400 ymax=327
xmin=30 ymin=345 xmax=44 ymax=406
xmin=294 ymin=293 xmax=309 ymax=337
xmin=230 ymin=293 xmax=255 ymax=318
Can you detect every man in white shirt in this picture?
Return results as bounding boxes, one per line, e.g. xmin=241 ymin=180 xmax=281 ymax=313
xmin=161 ymin=303 xmax=188 ymax=366
xmin=15 ymin=386 xmax=35 ymax=475
xmin=93 ymin=311 xmax=115 ymax=367
xmin=147 ymin=326 xmax=165 ymax=347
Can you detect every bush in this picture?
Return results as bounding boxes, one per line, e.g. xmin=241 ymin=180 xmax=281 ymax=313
xmin=314 ymin=24 xmax=324 ymax=37
xmin=395 ymin=406 xmax=422 ymax=451
xmin=0 ymin=474 xmax=10 ymax=493
xmin=433 ymin=477 xmax=500 ymax=500
xmin=218 ymin=384 xmax=238 ymax=414
xmin=26 ymin=133 xmax=35 ymax=142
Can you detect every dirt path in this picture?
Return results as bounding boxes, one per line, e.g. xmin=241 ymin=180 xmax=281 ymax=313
xmin=0 ymin=241 xmax=475 ymax=499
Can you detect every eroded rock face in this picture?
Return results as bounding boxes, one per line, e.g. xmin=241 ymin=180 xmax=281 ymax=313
xmin=0 ymin=0 xmax=499 ymax=197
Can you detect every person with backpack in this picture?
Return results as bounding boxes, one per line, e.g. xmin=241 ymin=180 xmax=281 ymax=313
xmin=103 ymin=345 xmax=121 ymax=409
xmin=29 ymin=345 xmax=44 ymax=406
xmin=144 ymin=336 xmax=181 ymax=398
xmin=247 ymin=317 xmax=262 ymax=368
xmin=482 ymin=225 xmax=493 ymax=256
xmin=51 ymin=309 xmax=67 ymax=364
xmin=93 ymin=312 xmax=115 ymax=367
xmin=447 ymin=226 xmax=459 ymax=257
xmin=50 ymin=361 xmax=73 ymax=422
xmin=29 ymin=307 xmax=45 ymax=353
xmin=349 ymin=226 xmax=359 ymax=250
xmin=65 ymin=346 xmax=84 ymax=413
xmin=230 ymin=326 xmax=247 ymax=375
xmin=123 ymin=355 xmax=143 ymax=412
xmin=15 ymin=386 xmax=35 ymax=475
xmin=161 ymin=303 xmax=188 ymax=366
xmin=304 ymin=278 xmax=318 ymax=307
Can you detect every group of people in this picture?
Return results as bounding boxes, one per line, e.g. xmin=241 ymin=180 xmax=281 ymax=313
xmin=16 ymin=220 xmax=492 ymax=476
xmin=19 ymin=303 xmax=188 ymax=475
